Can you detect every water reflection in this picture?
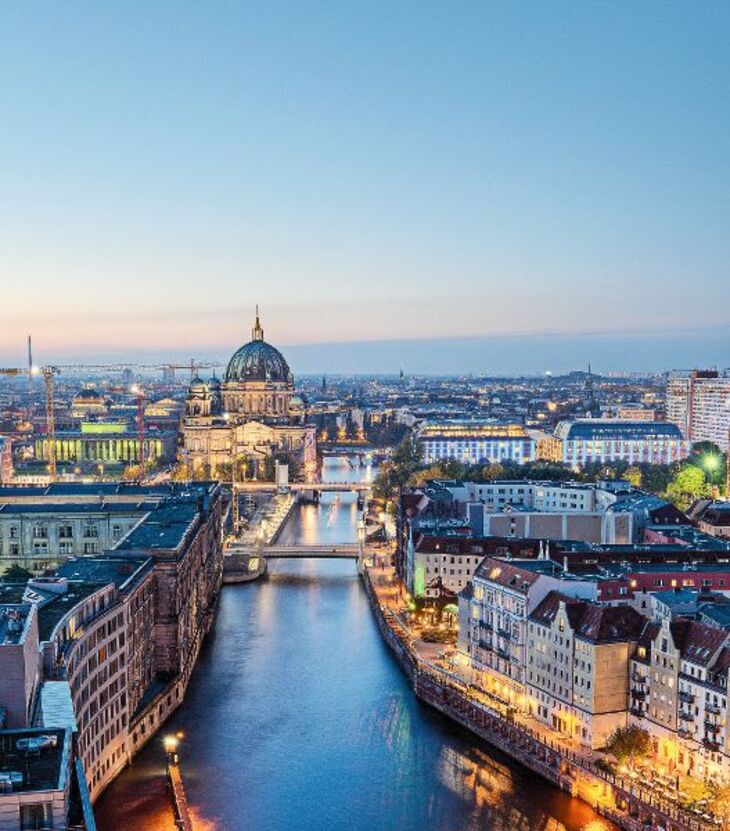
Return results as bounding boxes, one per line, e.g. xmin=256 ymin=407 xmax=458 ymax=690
xmin=95 ymin=457 xmax=615 ymax=831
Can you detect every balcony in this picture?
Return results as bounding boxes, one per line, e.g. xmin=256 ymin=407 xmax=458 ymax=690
xmin=678 ymin=710 xmax=694 ymax=722
xmin=477 ymin=640 xmax=493 ymax=652
xmin=480 ymin=620 xmax=493 ymax=632
xmin=703 ymin=738 xmax=722 ymax=752
xmin=632 ymin=690 xmax=647 ymax=701
xmin=629 ymin=705 xmax=645 ymax=718
xmin=497 ymin=628 xmax=512 ymax=640
xmin=678 ymin=728 xmax=694 ymax=739
xmin=706 ymin=703 xmax=722 ymax=715
xmin=678 ymin=690 xmax=695 ymax=704
xmin=496 ymin=647 xmax=510 ymax=660
xmin=704 ymin=720 xmax=721 ymax=733
xmin=631 ymin=671 xmax=647 ymax=683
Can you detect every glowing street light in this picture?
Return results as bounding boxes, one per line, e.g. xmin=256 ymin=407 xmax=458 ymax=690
xmin=164 ymin=735 xmax=179 ymax=753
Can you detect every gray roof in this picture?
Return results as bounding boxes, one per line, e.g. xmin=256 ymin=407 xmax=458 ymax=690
xmin=559 ymin=420 xmax=684 ymax=441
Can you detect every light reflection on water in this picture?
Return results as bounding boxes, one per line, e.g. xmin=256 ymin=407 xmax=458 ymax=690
xmin=94 ymin=456 xmax=615 ymax=831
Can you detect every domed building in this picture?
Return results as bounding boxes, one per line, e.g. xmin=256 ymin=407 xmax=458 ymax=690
xmin=179 ymin=309 xmax=316 ymax=480
xmin=71 ymin=386 xmax=108 ymax=419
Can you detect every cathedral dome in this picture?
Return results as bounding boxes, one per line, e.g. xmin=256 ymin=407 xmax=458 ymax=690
xmin=224 ymin=310 xmax=292 ymax=385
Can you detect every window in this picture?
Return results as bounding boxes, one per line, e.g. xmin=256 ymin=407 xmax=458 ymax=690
xmin=20 ymin=803 xmax=52 ymax=830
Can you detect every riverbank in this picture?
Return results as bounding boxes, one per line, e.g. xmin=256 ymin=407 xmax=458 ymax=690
xmin=362 ymin=564 xmax=717 ymax=831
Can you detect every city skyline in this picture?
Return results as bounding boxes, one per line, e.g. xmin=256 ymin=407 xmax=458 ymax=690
xmin=2 ymin=2 xmax=729 ymax=366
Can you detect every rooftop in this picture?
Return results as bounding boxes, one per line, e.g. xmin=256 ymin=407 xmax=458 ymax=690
xmin=0 ymin=727 xmax=69 ymax=793
xmin=0 ymin=604 xmax=32 ymax=646
xmin=117 ymin=499 xmax=200 ymax=553
xmin=56 ymin=557 xmax=152 ymax=592
xmin=556 ymin=419 xmax=685 ymax=441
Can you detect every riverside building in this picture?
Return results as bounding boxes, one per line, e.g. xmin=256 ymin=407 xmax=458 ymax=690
xmin=179 ymin=309 xmax=316 ymax=479
xmin=527 ymin=591 xmax=645 ymax=748
xmin=0 ymin=481 xmax=223 ymax=812
xmin=464 ymin=557 xmax=596 ymax=711
xmin=0 ymin=481 xmax=209 ymax=574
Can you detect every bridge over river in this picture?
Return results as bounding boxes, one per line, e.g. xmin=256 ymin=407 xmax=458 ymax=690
xmin=233 ymin=480 xmax=372 ymax=493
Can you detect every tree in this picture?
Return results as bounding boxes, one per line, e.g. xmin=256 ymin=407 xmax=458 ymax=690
xmin=689 ymin=441 xmax=726 ymax=489
xmin=639 ymin=462 xmax=673 ymax=495
xmin=480 ymin=463 xmax=505 ymax=481
xmin=603 ymin=725 xmax=652 ymax=769
xmin=2 ymin=565 xmax=32 ymax=583
xmin=707 ymin=783 xmax=730 ymax=828
xmin=677 ymin=776 xmax=711 ymax=808
xmin=666 ymin=464 xmax=711 ymax=510
xmin=625 ymin=466 xmax=642 ymax=488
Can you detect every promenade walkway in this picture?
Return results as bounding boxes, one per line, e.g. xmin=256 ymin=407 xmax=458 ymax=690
xmin=365 ymin=564 xmax=721 ymax=831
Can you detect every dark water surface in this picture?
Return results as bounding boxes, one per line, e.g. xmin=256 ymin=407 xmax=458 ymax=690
xmin=95 ymin=458 xmax=615 ymax=831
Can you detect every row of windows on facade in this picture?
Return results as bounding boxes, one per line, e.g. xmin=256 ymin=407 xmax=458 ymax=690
xmin=0 ymin=523 xmax=127 ymax=540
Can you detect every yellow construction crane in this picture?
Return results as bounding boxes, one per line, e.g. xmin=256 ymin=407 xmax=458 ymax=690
xmin=0 ymin=365 xmax=59 ymax=477
xmin=1 ymin=359 xmax=221 ymax=480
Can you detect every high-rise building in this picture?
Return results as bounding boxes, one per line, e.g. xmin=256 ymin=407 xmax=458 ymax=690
xmin=667 ymin=370 xmax=730 ymax=449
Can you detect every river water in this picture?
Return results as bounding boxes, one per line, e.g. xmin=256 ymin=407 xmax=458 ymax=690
xmin=95 ymin=456 xmax=614 ymax=831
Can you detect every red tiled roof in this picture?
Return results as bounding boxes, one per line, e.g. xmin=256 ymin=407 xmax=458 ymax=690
xmin=474 ymin=557 xmax=540 ymax=593
xmin=673 ymin=620 xmax=728 ymax=666
xmin=530 ymin=590 xmax=646 ymax=643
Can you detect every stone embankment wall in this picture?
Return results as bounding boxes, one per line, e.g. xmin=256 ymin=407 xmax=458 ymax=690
xmin=361 ymin=569 xmax=713 ymax=831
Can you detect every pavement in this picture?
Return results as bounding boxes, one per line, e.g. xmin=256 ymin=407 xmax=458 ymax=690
xmin=365 ymin=562 xmax=721 ymax=828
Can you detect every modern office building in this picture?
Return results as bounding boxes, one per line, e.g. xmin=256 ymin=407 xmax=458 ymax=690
xmin=417 ymin=421 xmax=537 ymax=466
xmin=554 ymin=419 xmax=689 ymax=466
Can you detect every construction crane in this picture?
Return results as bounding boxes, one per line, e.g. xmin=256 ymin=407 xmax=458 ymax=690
xmin=0 ymin=358 xmax=221 ymax=481
xmin=130 ymin=384 xmax=146 ymax=474
xmin=157 ymin=360 xmax=221 ymax=382
xmin=0 ymin=366 xmax=59 ymax=477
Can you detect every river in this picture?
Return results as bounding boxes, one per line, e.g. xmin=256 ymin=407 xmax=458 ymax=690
xmin=95 ymin=455 xmax=614 ymax=831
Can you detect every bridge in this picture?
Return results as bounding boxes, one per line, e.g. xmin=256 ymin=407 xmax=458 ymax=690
xmin=264 ymin=543 xmax=360 ymax=558
xmin=226 ymin=543 xmax=361 ymax=559
xmin=232 ymin=481 xmax=372 ymax=493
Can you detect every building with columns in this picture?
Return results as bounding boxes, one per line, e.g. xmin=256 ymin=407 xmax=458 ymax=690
xmin=179 ymin=309 xmax=316 ymax=479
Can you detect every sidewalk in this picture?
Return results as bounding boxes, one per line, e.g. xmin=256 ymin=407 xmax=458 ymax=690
xmin=365 ymin=563 xmax=719 ymax=831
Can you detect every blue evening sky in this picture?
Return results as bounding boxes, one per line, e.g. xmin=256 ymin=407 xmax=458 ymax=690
xmin=1 ymin=2 xmax=729 ymax=372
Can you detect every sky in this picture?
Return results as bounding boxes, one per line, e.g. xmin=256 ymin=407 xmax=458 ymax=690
xmin=1 ymin=2 xmax=729 ymax=373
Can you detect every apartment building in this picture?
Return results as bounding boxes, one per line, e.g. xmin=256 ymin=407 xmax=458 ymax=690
xmin=465 ymin=557 xmax=596 ymax=710
xmin=667 ymin=370 xmax=730 ymax=449
xmin=630 ymin=618 xmax=730 ymax=780
xmin=527 ymin=591 xmax=644 ymax=748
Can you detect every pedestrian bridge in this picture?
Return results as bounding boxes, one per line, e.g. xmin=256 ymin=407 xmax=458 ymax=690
xmin=227 ymin=543 xmax=361 ymax=559
xmin=232 ymin=481 xmax=372 ymax=493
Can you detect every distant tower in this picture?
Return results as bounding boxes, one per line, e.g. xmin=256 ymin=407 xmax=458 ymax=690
xmin=399 ymin=364 xmax=404 ymax=383
xmin=27 ymin=335 xmax=33 ymax=374
xmin=322 ymin=374 xmax=327 ymax=393
xmin=584 ymin=363 xmax=599 ymax=417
